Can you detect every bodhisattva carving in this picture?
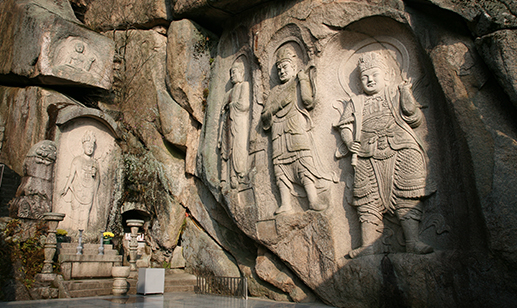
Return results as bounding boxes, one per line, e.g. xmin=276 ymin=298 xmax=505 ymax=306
xmin=218 ymin=57 xmax=250 ymax=190
xmin=9 ymin=140 xmax=57 ymax=219
xmin=336 ymin=51 xmax=435 ymax=258
xmin=60 ymin=130 xmax=100 ymax=230
xmin=261 ymin=44 xmax=333 ymax=215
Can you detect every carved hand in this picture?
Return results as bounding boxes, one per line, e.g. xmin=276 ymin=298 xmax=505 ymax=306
xmin=349 ymin=141 xmax=361 ymax=153
xmin=221 ymin=101 xmax=229 ymax=113
xmin=261 ymin=108 xmax=272 ymax=130
xmin=399 ymin=81 xmax=417 ymax=115
xmin=398 ymin=80 xmax=412 ymax=91
xmin=60 ymin=186 xmax=68 ymax=196
xmin=297 ymin=69 xmax=314 ymax=108
xmin=297 ymin=69 xmax=309 ymax=81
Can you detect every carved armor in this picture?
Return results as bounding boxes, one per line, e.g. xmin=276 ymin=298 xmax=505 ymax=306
xmin=338 ymin=85 xmax=431 ymax=222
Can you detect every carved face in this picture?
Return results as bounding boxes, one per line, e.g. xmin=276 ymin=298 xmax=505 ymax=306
xmin=34 ymin=142 xmax=57 ymax=164
xmin=82 ymin=141 xmax=95 ymax=156
xmin=230 ymin=66 xmax=244 ymax=84
xmin=277 ymin=60 xmax=296 ymax=83
xmin=360 ymin=67 xmax=387 ymax=95
xmin=75 ymin=43 xmax=85 ymax=54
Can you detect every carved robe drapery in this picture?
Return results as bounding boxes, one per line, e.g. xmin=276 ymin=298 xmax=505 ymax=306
xmin=263 ymin=75 xmax=332 ymax=195
xmin=219 ymin=81 xmax=250 ymax=185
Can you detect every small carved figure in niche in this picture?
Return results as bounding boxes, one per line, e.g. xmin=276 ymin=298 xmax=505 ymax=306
xmin=336 ymin=51 xmax=435 ymax=258
xmin=67 ymin=42 xmax=95 ymax=72
xmin=61 ymin=130 xmax=100 ymax=230
xmin=9 ymin=140 xmax=57 ymax=219
xmin=262 ymin=44 xmax=333 ymax=215
xmin=218 ymin=57 xmax=250 ymax=190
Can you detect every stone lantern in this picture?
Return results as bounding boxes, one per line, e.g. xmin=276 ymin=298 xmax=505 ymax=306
xmin=126 ymin=219 xmax=144 ymax=277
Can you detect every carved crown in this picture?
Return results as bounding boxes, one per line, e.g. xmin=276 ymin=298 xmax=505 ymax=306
xmin=357 ymin=51 xmax=388 ymax=73
xmin=82 ymin=130 xmax=96 ymax=144
xmin=276 ymin=45 xmax=297 ymax=64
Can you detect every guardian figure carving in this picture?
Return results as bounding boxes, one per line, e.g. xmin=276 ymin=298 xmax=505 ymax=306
xmin=262 ymin=44 xmax=333 ymax=214
xmin=336 ymin=51 xmax=434 ymax=257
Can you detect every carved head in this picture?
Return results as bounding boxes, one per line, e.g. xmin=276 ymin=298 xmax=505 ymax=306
xmin=230 ymin=58 xmax=245 ymax=85
xmin=276 ymin=45 xmax=297 ymax=84
xmin=81 ymin=130 xmax=96 ymax=156
xmin=357 ymin=51 xmax=390 ymax=95
xmin=75 ymin=42 xmax=85 ymax=54
xmin=27 ymin=140 xmax=57 ymax=165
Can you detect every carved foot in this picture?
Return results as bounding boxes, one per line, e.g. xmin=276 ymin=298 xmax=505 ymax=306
xmin=275 ymin=204 xmax=294 ymax=215
xmin=406 ymin=241 xmax=433 ymax=254
xmin=348 ymin=245 xmax=375 ymax=259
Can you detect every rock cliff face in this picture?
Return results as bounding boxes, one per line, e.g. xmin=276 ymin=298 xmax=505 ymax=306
xmin=1 ymin=0 xmax=516 ymax=306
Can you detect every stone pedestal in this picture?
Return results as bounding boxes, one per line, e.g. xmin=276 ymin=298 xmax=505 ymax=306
xmin=126 ymin=219 xmax=144 ymax=277
xmin=58 ymin=243 xmax=122 ymax=280
xmin=112 ymin=266 xmax=130 ymax=296
xmin=42 ymin=212 xmax=65 ymax=274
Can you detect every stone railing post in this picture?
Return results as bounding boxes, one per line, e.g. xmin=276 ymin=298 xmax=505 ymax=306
xmin=42 ymin=212 xmax=65 ymax=274
xmin=76 ymin=229 xmax=84 ymax=255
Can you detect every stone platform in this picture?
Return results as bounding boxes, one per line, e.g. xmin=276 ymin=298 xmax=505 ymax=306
xmin=62 ymin=269 xmax=196 ymax=298
xmin=58 ymin=243 xmax=122 ymax=280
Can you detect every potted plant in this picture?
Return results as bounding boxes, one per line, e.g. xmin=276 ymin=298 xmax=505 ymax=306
xmin=103 ymin=231 xmax=114 ymax=245
xmin=56 ymin=229 xmax=68 ymax=242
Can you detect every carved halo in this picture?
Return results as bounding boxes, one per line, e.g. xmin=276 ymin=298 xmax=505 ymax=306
xmin=338 ymin=37 xmax=410 ymax=98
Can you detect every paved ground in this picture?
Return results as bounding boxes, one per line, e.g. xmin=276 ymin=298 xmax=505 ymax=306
xmin=0 ymin=292 xmax=335 ymax=308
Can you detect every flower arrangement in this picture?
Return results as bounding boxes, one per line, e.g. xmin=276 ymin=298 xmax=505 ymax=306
xmin=103 ymin=231 xmax=114 ymax=239
xmin=56 ymin=229 xmax=68 ymax=236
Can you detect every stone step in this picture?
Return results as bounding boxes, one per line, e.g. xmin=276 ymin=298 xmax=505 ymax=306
xmin=62 ymin=270 xmax=197 ymax=298
xmin=59 ymin=249 xmax=118 ymax=255
xmin=164 ymin=285 xmax=195 ymax=293
xmin=59 ymin=254 xmax=122 ymax=262
xmin=164 ymin=272 xmax=197 ymax=286
xmin=60 ymin=243 xmax=115 ymax=250
xmin=64 ymin=279 xmax=114 ymax=291
xmin=69 ymin=288 xmax=112 ymax=298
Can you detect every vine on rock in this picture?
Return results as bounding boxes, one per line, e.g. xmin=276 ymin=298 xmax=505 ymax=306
xmin=0 ymin=219 xmax=47 ymax=299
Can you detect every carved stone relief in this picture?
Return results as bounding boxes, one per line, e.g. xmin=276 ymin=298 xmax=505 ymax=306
xmin=53 ymin=117 xmax=119 ymax=236
xmin=59 ymin=130 xmax=100 ymax=231
xmin=50 ymin=38 xmax=102 ymax=87
xmin=199 ymin=11 xmax=456 ymax=306
xmin=9 ymin=140 xmax=57 ymax=219
xmin=0 ymin=0 xmax=114 ymax=89
xmin=261 ymin=42 xmax=335 ymax=215
xmin=334 ymin=48 xmax=436 ymax=258
xmin=218 ymin=55 xmax=251 ymax=191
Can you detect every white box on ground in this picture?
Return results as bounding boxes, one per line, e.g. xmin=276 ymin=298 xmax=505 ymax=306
xmin=137 ymin=268 xmax=165 ymax=294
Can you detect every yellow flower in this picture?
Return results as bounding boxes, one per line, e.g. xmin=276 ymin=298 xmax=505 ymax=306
xmin=103 ymin=231 xmax=114 ymax=239
xmin=56 ymin=229 xmax=68 ymax=236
